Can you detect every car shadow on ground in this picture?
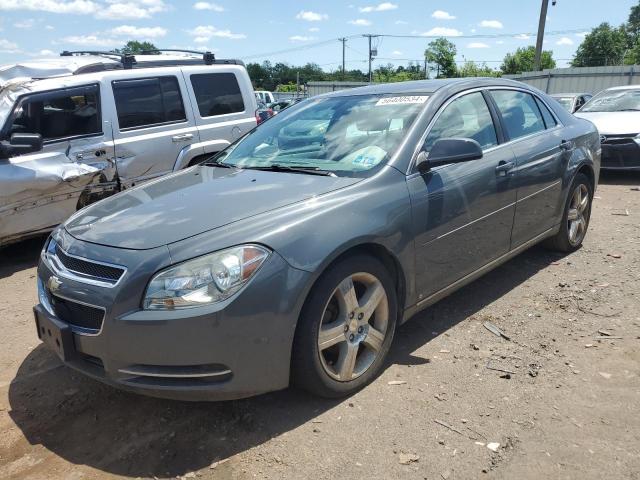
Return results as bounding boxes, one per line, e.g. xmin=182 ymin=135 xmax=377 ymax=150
xmin=7 ymin=245 xmax=563 ymax=478
xmin=598 ymin=170 xmax=640 ymax=186
xmin=0 ymin=235 xmax=47 ymax=280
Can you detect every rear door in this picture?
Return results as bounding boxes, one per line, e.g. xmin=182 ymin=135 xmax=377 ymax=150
xmin=182 ymin=67 xmax=257 ymax=159
xmin=488 ymin=89 xmax=566 ymax=248
xmin=0 ymin=84 xmax=116 ymax=242
xmin=108 ymin=73 xmax=199 ymax=188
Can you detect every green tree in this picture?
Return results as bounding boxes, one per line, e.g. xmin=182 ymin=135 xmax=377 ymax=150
xmin=424 ymin=38 xmax=457 ymax=78
xmin=572 ymin=23 xmax=628 ymax=66
xmin=459 ymin=61 xmax=499 ymax=78
xmin=116 ymin=40 xmax=159 ymax=54
xmin=500 ymin=46 xmax=555 ymax=74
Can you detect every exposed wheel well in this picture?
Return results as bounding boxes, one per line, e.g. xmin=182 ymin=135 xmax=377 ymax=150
xmin=187 ymin=153 xmax=219 ymax=168
xmin=577 ymin=164 xmax=595 ymax=191
xmin=321 ymin=243 xmax=407 ymax=316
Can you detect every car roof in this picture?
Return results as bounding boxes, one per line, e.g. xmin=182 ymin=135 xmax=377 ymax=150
xmin=605 ymin=85 xmax=640 ymax=91
xmin=551 ymin=93 xmax=589 ymax=97
xmin=323 ymin=77 xmax=535 ymax=97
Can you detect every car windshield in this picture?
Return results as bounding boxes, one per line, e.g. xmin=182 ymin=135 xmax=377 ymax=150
xmin=580 ymin=89 xmax=640 ymax=112
xmin=554 ymin=97 xmax=574 ymax=110
xmin=214 ymin=94 xmax=429 ymax=177
xmin=0 ymin=89 xmax=17 ymax=132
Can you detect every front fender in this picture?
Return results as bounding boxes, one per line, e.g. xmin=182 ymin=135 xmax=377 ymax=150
xmin=172 ymin=139 xmax=230 ymax=171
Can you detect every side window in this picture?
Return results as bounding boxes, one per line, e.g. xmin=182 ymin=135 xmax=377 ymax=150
xmin=535 ymin=97 xmax=557 ymax=129
xmin=112 ymin=76 xmax=186 ymax=130
xmin=424 ymin=92 xmax=498 ymax=152
xmin=491 ymin=90 xmax=545 ymax=141
xmin=8 ymin=86 xmax=100 ymax=142
xmin=190 ymin=73 xmax=245 ymax=117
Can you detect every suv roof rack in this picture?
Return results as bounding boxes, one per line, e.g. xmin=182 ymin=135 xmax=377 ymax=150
xmin=60 ymin=50 xmax=244 ymax=73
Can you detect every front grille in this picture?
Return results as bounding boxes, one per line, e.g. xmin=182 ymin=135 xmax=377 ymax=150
xmin=51 ymin=295 xmax=104 ymax=332
xmin=55 ymin=244 xmax=124 ymax=283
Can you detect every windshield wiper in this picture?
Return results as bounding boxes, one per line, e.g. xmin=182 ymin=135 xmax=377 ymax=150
xmin=203 ymin=160 xmax=236 ymax=168
xmin=241 ymin=164 xmax=336 ymax=176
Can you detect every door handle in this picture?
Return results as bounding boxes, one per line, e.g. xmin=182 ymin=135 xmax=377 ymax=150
xmin=495 ymin=161 xmax=515 ymax=177
xmin=560 ymin=140 xmax=575 ymax=151
xmin=172 ymin=134 xmax=194 ymax=143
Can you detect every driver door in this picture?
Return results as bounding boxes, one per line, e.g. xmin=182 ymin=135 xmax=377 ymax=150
xmin=406 ymin=90 xmax=518 ymax=299
xmin=0 ymin=84 xmax=116 ymax=244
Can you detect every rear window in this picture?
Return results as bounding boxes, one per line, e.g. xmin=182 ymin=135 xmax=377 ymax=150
xmin=491 ymin=90 xmax=546 ymax=141
xmin=190 ymin=73 xmax=245 ymax=117
xmin=112 ymin=76 xmax=186 ymax=130
xmin=535 ymin=97 xmax=558 ymax=129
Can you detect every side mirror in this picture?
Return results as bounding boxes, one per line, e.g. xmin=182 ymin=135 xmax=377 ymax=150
xmin=0 ymin=133 xmax=43 ymax=157
xmin=417 ymin=138 xmax=483 ymax=173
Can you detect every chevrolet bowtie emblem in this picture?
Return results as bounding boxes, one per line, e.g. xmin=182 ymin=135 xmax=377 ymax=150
xmin=47 ymin=275 xmax=62 ymax=292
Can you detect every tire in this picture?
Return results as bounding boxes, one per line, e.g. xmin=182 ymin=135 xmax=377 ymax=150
xmin=544 ymin=172 xmax=593 ymax=252
xmin=292 ymin=254 xmax=398 ymax=398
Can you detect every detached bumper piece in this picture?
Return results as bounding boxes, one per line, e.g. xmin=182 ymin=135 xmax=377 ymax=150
xmin=601 ymin=135 xmax=640 ymax=170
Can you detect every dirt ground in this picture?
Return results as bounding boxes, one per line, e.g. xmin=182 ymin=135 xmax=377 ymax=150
xmin=0 ymin=172 xmax=639 ymax=480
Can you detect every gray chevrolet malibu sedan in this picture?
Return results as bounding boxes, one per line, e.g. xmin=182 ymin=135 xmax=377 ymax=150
xmin=34 ymin=78 xmax=600 ymax=400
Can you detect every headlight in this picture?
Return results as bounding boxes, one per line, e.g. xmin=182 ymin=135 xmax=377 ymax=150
xmin=143 ymin=245 xmax=270 ymax=310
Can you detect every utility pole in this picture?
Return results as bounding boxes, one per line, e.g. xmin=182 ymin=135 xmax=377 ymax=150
xmin=363 ymin=34 xmax=378 ymax=83
xmin=338 ymin=38 xmax=347 ymax=79
xmin=534 ymin=0 xmax=556 ymax=71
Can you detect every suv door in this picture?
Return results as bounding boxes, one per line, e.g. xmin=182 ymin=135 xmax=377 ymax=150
xmin=182 ymin=68 xmax=257 ymax=163
xmin=489 ymin=89 xmax=566 ymax=248
xmin=407 ymin=90 xmax=518 ymax=299
xmin=109 ymin=74 xmax=199 ymax=188
xmin=0 ymin=84 xmax=116 ymax=243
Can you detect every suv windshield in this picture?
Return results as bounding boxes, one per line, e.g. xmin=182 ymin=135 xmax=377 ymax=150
xmin=580 ymin=89 xmax=640 ymax=112
xmin=215 ymin=94 xmax=429 ymax=176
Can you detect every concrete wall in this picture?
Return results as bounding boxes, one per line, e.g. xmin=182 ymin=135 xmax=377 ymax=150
xmin=505 ymin=65 xmax=640 ymax=94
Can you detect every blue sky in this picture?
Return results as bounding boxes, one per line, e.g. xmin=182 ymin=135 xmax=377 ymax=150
xmin=0 ymin=0 xmax=636 ymax=71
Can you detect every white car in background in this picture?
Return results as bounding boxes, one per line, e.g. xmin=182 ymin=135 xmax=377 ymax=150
xmin=255 ymin=90 xmax=276 ymax=104
xmin=551 ymin=92 xmax=592 ymax=113
xmin=575 ymin=85 xmax=640 ymax=170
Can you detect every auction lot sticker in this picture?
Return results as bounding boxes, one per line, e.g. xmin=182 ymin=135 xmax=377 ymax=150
xmin=376 ymin=95 xmax=429 ymax=106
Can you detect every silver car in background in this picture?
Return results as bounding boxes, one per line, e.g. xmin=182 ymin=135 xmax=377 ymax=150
xmin=575 ymin=85 xmax=640 ymax=170
xmin=551 ymin=92 xmax=592 ymax=113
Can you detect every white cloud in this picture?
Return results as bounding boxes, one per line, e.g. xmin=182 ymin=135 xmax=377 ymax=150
xmin=468 ymin=42 xmax=489 ymax=48
xmin=431 ymin=10 xmax=455 ymax=20
xmin=395 ymin=20 xmax=407 ymax=24
xmin=62 ymin=34 xmax=120 ymax=47
xmin=193 ymin=1 xmax=223 ymax=11
xmin=187 ymin=25 xmax=246 ymax=40
xmin=359 ymin=2 xmax=397 ymax=13
xmin=14 ymin=19 xmax=36 ymax=28
xmin=289 ymin=35 xmax=316 ymax=42
xmin=349 ymin=18 xmax=372 ymax=26
xmin=495 ymin=40 xmax=504 ymax=45
xmin=556 ymin=36 xmax=574 ymax=46
xmin=479 ymin=19 xmax=503 ymax=29
xmin=0 ymin=0 xmax=98 ymax=15
xmin=296 ymin=10 xmax=328 ymax=21
xmin=39 ymin=49 xmax=56 ymax=56
xmin=391 ymin=50 xmax=402 ymax=55
xmin=514 ymin=33 xmax=531 ymax=40
xmin=418 ymin=27 xmax=463 ymax=37
xmin=309 ymin=27 xmax=319 ymax=32
xmin=110 ymin=25 xmax=167 ymax=38
xmin=45 ymin=24 xmax=55 ymax=29
xmin=0 ymin=38 xmax=19 ymax=52
xmin=95 ymin=1 xmax=169 ymax=20
xmin=575 ymin=31 xmax=588 ymax=38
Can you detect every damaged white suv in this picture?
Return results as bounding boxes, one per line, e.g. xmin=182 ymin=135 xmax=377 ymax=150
xmin=0 ymin=50 xmax=257 ymax=247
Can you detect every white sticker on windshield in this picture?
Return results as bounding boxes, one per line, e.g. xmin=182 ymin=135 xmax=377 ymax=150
xmin=375 ymin=95 xmax=429 ymax=106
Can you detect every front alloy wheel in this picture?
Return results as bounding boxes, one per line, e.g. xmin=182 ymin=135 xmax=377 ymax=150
xmin=292 ymin=254 xmax=397 ymax=398
xmin=318 ymin=272 xmax=389 ymax=382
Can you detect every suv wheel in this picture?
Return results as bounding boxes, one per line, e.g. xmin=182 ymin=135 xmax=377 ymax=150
xmin=292 ymin=254 xmax=397 ymax=398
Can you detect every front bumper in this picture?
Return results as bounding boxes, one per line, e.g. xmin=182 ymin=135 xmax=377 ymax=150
xmin=600 ymin=138 xmax=640 ymax=170
xmin=35 ymin=230 xmax=310 ymax=401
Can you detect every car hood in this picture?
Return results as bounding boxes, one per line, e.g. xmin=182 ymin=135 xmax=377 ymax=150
xmin=574 ymin=111 xmax=640 ymax=135
xmin=65 ymin=166 xmax=361 ymax=249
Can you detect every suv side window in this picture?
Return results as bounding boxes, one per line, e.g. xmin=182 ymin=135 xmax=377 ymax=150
xmin=6 ymin=85 xmax=100 ymax=142
xmin=491 ymin=90 xmax=545 ymax=141
xmin=535 ymin=97 xmax=557 ymax=129
xmin=112 ymin=76 xmax=186 ymax=130
xmin=190 ymin=73 xmax=245 ymax=117
xmin=424 ymin=91 xmax=498 ymax=153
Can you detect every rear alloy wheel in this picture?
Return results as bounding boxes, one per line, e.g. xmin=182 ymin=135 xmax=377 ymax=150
xmin=544 ymin=172 xmax=592 ymax=252
xmin=292 ymin=255 xmax=397 ymax=398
